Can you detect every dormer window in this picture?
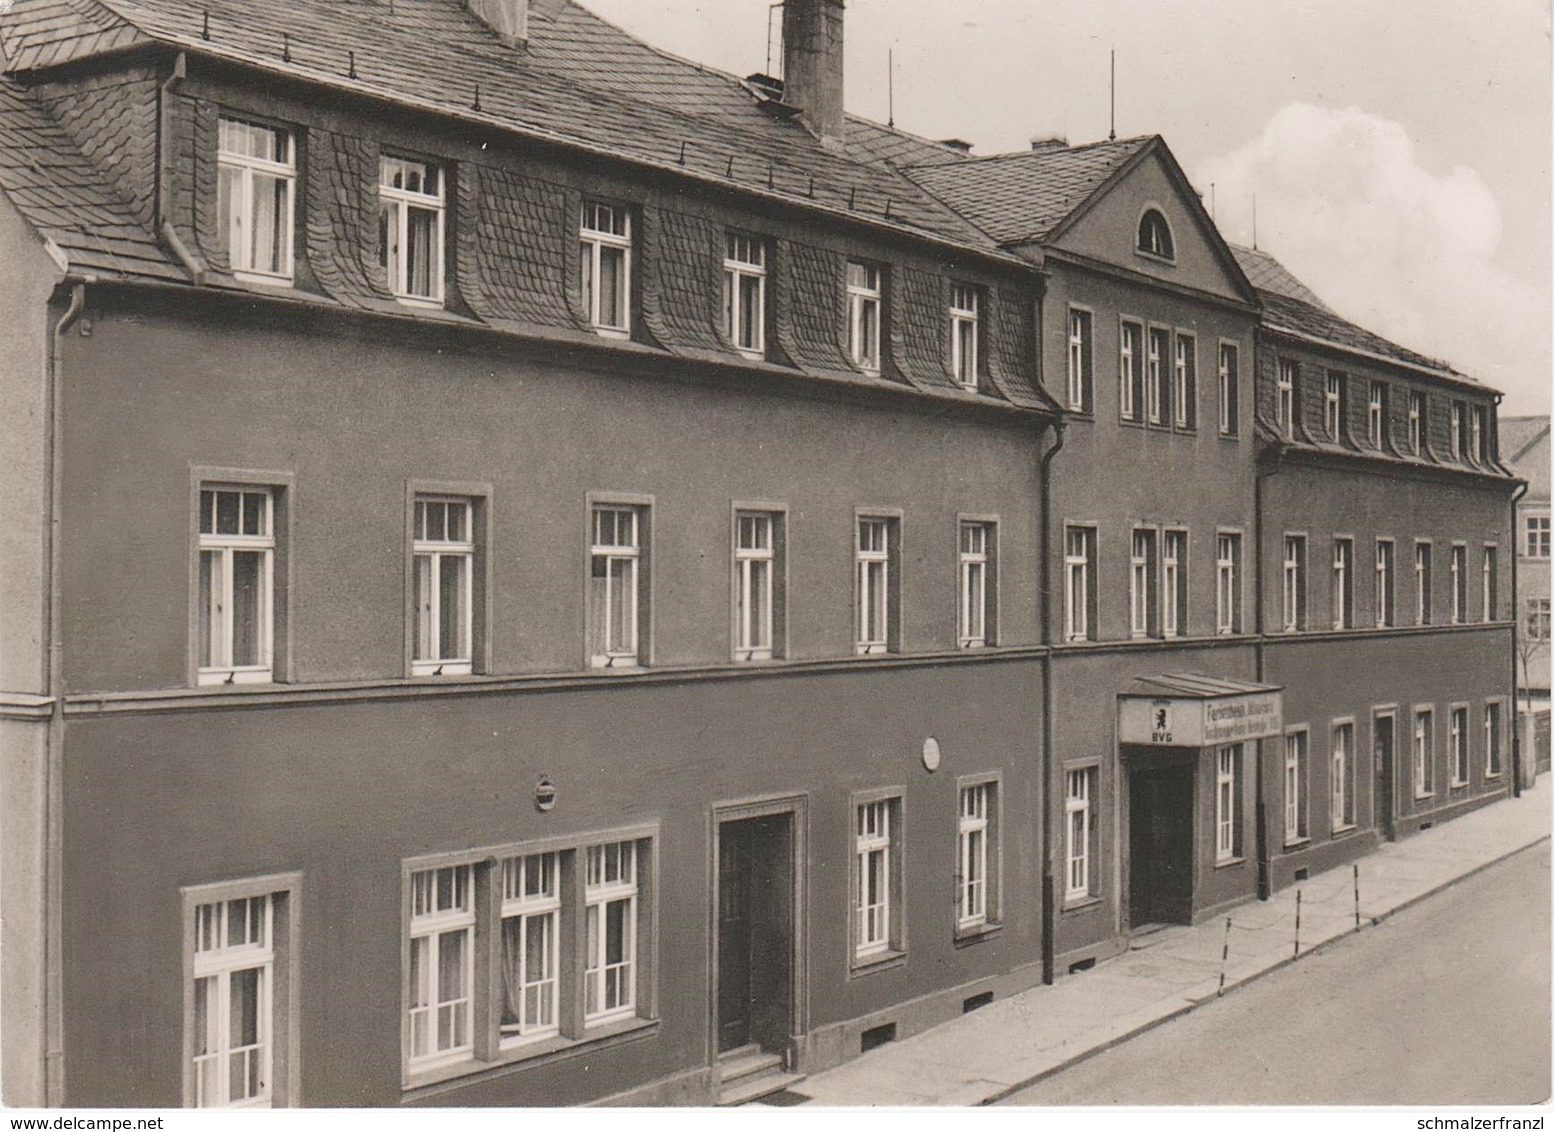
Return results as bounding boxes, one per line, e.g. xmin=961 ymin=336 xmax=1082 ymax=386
xmin=722 ymin=233 xmax=766 ymax=358
xmin=847 ymin=261 xmax=883 ymax=374
xmin=379 ymin=156 xmax=445 ymax=305
xmin=950 ymin=284 xmax=980 ymax=390
xmin=1137 ymin=208 xmax=1174 ymax=260
xmin=217 ymin=116 xmax=295 ymax=283
xmin=580 ymin=202 xmax=632 ymax=337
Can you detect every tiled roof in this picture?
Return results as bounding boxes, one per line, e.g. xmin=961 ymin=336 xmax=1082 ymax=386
xmin=1499 ymin=416 xmax=1550 ymax=466
xmin=1230 ymin=245 xmax=1332 ymax=312
xmin=900 ymin=137 xmax=1154 ymax=246
xmin=0 ymin=0 xmax=1006 ymax=256
xmin=0 ymin=75 xmax=182 ymax=280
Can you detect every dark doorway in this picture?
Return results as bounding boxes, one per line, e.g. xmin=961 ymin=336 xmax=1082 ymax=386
xmin=1128 ymin=761 xmax=1196 ymax=926
xmin=1375 ymin=714 xmax=1396 ymax=841
xmin=717 ymin=814 xmax=794 ymax=1056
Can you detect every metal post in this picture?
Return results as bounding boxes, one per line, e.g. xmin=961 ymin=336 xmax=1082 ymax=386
xmin=1216 ymin=917 xmax=1232 ymax=997
xmin=1293 ymin=889 xmax=1302 ymax=958
xmin=1353 ymin=864 xmax=1361 ymax=933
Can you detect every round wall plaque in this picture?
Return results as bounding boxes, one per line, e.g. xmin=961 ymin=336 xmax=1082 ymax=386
xmin=534 ymin=776 xmax=557 ymax=813
xmin=922 ymin=737 xmax=942 ymax=772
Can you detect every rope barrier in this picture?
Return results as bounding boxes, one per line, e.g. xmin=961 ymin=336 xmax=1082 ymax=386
xmin=1353 ymin=863 xmax=1362 ymax=932
xmin=1216 ymin=916 xmax=1232 ymax=997
xmin=1293 ymin=888 xmax=1302 ymax=958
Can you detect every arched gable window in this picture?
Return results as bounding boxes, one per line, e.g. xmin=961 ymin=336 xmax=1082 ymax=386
xmin=1137 ymin=208 xmax=1174 ymax=260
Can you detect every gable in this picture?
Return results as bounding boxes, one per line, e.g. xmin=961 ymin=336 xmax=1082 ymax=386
xmin=1049 ymin=148 xmax=1250 ymax=304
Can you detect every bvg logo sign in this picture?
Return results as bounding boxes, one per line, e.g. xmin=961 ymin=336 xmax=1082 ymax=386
xmin=1152 ymin=701 xmax=1173 ymax=744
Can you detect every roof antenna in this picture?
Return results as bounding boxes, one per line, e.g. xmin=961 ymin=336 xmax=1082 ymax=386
xmin=1252 ymin=193 xmax=1258 ymax=250
xmin=888 ymin=46 xmax=895 ymax=128
xmin=1209 ymin=182 xmax=1216 ymax=221
xmin=1108 ymin=48 xmax=1116 ymax=141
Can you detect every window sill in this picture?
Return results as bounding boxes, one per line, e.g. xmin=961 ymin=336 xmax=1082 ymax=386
xmin=410 ymin=662 xmax=474 ymax=678
xmin=953 ymin=920 xmax=1003 ymax=946
xmin=1061 ymin=894 xmax=1103 ymax=915
xmin=197 ymin=668 xmax=273 ymax=686
xmin=1213 ymin=855 xmax=1247 ymax=870
xmin=849 ymin=948 xmax=907 ymax=978
xmin=1282 ymin=836 xmax=1311 ymax=851
xmin=395 ymin=295 xmax=445 ymax=310
xmin=232 ymin=270 xmax=295 ymax=288
xmin=1218 ymin=431 xmax=1241 ymax=442
xmin=402 ymin=1015 xmax=659 ymax=1094
xmin=1135 ymin=249 xmax=1176 ymax=267
xmin=1331 ymin=824 xmax=1358 ymax=838
xmin=1450 ymin=779 xmax=1469 ymax=791
xmin=591 ymin=325 xmax=631 ymax=340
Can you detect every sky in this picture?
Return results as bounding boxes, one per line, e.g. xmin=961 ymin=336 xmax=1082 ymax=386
xmin=582 ymin=0 xmax=1552 ymax=418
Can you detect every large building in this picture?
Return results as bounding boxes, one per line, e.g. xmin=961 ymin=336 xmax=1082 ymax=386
xmin=0 ymin=0 xmax=1522 ymax=1108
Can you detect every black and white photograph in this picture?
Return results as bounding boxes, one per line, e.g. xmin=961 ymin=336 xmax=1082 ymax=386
xmin=0 ymin=0 xmax=1547 ymax=1118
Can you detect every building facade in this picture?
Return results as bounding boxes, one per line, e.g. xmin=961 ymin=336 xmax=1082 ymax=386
xmin=0 ymin=0 xmax=1521 ymax=1108
xmin=1501 ymin=416 xmax=1550 ymax=770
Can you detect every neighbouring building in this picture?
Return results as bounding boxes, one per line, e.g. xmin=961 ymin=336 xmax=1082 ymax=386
xmin=0 ymin=0 xmax=1522 ymax=1108
xmin=1501 ymin=415 xmax=1550 ymax=769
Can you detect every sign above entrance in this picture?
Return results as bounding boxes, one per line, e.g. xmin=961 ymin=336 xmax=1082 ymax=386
xmin=1117 ymin=674 xmax=1283 ymax=747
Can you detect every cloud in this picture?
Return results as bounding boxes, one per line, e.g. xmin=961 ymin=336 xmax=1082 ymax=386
xmin=1196 ymin=103 xmax=1549 ymax=413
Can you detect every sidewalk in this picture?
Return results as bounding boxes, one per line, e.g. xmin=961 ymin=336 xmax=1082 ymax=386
xmin=794 ymin=790 xmax=1551 ymax=1107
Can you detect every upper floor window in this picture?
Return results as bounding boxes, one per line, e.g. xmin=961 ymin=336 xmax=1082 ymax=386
xmin=723 ymin=233 xmax=766 ymax=358
xmin=1472 ymin=405 xmax=1489 ymax=463
xmin=217 ymin=117 xmax=295 ymax=281
xmin=379 ymin=156 xmax=444 ymax=304
xmin=1368 ymin=381 xmax=1387 ymax=448
xmin=1064 ymin=525 xmax=1097 ymax=642
xmin=589 ymin=503 xmax=648 ymax=667
xmin=1162 ymin=529 xmax=1188 ymax=638
xmin=1332 ymin=537 xmax=1354 ymax=630
xmin=950 ymin=284 xmax=980 ymax=390
xmin=1449 ymin=400 xmax=1467 ymax=459
xmin=1218 ymin=343 xmax=1240 ymax=437
xmin=1415 ymin=541 xmax=1433 ymax=625
xmin=847 ymin=262 xmax=883 ymax=374
xmin=1323 ymin=372 xmax=1344 ymax=440
xmin=1282 ymin=535 xmax=1306 ymax=633
xmin=1375 ymin=539 xmax=1395 ymax=628
xmin=198 ymin=486 xmax=275 ymax=685
xmin=1146 ymin=328 xmax=1170 ymax=425
xmin=411 ymin=497 xmax=474 ymax=676
xmin=1137 ymin=208 xmax=1174 ymax=259
xmin=580 ymin=202 xmax=631 ymax=336
xmin=1526 ymin=513 xmax=1551 ymax=559
xmin=958 ymin=520 xmax=995 ymax=648
xmin=1408 ymin=391 xmax=1424 ymax=454
xmin=1130 ymin=528 xmax=1158 ymax=639
xmin=1067 ymin=308 xmax=1093 ymax=412
xmin=856 ymin=515 xmax=900 ymax=655
xmin=1482 ymin=545 xmax=1498 ymax=622
xmin=1215 ymin=533 xmax=1241 ymax=635
xmin=1174 ymin=334 xmax=1197 ymax=429
xmin=1276 ymin=360 xmax=1296 ymax=440
xmin=1119 ymin=320 xmax=1144 ymax=422
xmin=733 ymin=510 xmax=783 ymax=662
xmin=1528 ymin=597 xmax=1552 ymax=643
xmin=1450 ymin=544 xmax=1467 ymax=624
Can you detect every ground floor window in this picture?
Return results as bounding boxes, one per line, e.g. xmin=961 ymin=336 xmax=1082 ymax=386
xmin=1450 ymin=706 xmax=1470 ymax=787
xmin=956 ymin=778 xmax=1000 ymax=931
xmin=853 ymin=795 xmax=904 ymax=964
xmin=1331 ymin=722 xmax=1356 ymax=831
xmin=1065 ymin=766 xmax=1098 ymax=901
xmin=1215 ymin=745 xmax=1242 ymax=862
xmin=1283 ymin=731 xmax=1308 ymax=845
xmin=1414 ymin=709 xmax=1435 ymax=798
xmin=1485 ymin=701 xmax=1504 ymax=777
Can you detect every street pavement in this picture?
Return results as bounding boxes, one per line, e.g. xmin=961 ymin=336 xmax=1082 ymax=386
xmin=791 ymin=789 xmax=1551 ymax=1107
xmin=1000 ymin=844 xmax=1550 ymax=1105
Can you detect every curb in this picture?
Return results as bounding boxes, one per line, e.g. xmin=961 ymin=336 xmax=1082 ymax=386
xmin=968 ymin=833 xmax=1551 ymax=1107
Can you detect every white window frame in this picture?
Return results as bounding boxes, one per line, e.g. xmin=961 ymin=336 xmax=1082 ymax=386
xmin=411 ymin=496 xmax=475 ymax=677
xmin=733 ymin=509 xmax=779 ymax=662
xmin=1375 ymin=539 xmax=1394 ymax=629
xmin=1215 ymin=745 xmax=1241 ymax=862
xmin=1485 ymin=700 xmax=1505 ymax=778
xmin=1283 ymin=729 xmax=1308 ymax=846
xmin=1471 ymin=405 xmax=1486 ymax=463
xmin=1067 ymin=307 xmax=1093 ymax=412
xmin=407 ymin=865 xmax=476 ymax=1070
xmin=956 ymin=780 xmax=995 ymax=930
xmin=1481 ymin=544 xmax=1497 ymax=622
xmin=580 ymin=202 xmax=632 ymax=337
xmin=1064 ymin=766 xmax=1097 ymax=901
xmin=1332 ymin=537 xmax=1353 ymax=630
xmin=856 ymin=514 xmax=898 ymax=655
xmin=1215 ymin=532 xmax=1240 ymax=636
xmin=1414 ymin=541 xmax=1433 ymax=625
xmin=853 ymin=796 xmax=901 ymax=962
xmin=1130 ymin=527 xmax=1157 ymax=639
xmin=1368 ymin=382 xmax=1385 ymax=448
xmin=847 ymin=261 xmax=883 ymax=374
xmin=1276 ymin=360 xmax=1296 ymax=440
xmin=1173 ymin=333 xmax=1196 ymax=429
xmin=1218 ymin=342 xmax=1239 ymax=436
xmin=1525 ymin=513 xmax=1551 ymax=560
xmin=1283 ymin=535 xmax=1306 ymax=633
xmin=1449 ymin=401 xmax=1463 ymax=458
xmin=1324 ymin=372 xmax=1342 ymax=439
xmin=1450 ymin=543 xmax=1467 ymax=624
xmin=950 ymin=284 xmax=980 ymax=390
xmin=589 ymin=501 xmax=648 ymax=668
xmin=1119 ymin=319 xmax=1143 ymax=421
xmin=1162 ymin=529 xmax=1187 ymax=638
xmin=958 ymin=519 xmax=994 ymax=648
xmin=584 ymin=841 xmax=640 ymax=1025
xmin=1528 ymin=597 xmax=1552 ymax=643
xmin=723 ymin=233 xmax=767 ymax=358
xmin=197 ymin=485 xmax=276 ymax=686
xmin=188 ymin=890 xmax=279 ymax=1108
xmin=498 ymin=853 xmax=561 ymax=1046
xmin=1064 ymin=525 xmax=1096 ymax=642
xmin=1408 ymin=391 xmax=1424 ymax=454
xmin=1449 ymin=705 xmax=1471 ymax=788
xmin=1145 ymin=327 xmax=1169 ymax=425
xmin=379 ymin=154 xmax=446 ymax=304
xmin=1331 ymin=722 xmax=1355 ymax=832
xmin=217 ymin=116 xmax=295 ymax=283
xmin=1414 ymin=708 xmax=1435 ymax=798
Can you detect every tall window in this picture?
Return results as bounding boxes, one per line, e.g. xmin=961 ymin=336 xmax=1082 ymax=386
xmin=1449 ymin=707 xmax=1470 ymax=787
xmin=589 ymin=504 xmax=646 ymax=667
xmin=722 ymin=233 xmax=766 ymax=357
xmin=408 ymin=865 xmax=475 ymax=1068
xmin=1276 ymin=360 xmax=1297 ymax=440
xmin=1481 ymin=545 xmax=1498 ymax=621
xmin=856 ymin=515 xmax=898 ymax=655
xmin=1408 ymin=391 xmax=1424 ymax=454
xmin=956 ymin=782 xmax=997 ymax=930
xmin=1374 ymin=540 xmax=1395 ymax=628
xmin=733 ymin=511 xmax=781 ymax=662
xmin=1119 ymin=320 xmax=1144 ymax=421
xmin=1323 ymin=372 xmax=1343 ymax=440
xmin=1174 ymin=333 xmax=1197 ymax=429
xmin=1064 ymin=525 xmax=1096 ymax=642
xmin=379 ymin=155 xmax=444 ymax=303
xmin=950 ymin=284 xmax=980 ymax=389
xmin=1215 ymin=533 xmax=1241 ymax=635
xmin=500 ymin=854 xmax=559 ymax=1044
xmin=1449 ymin=401 xmax=1466 ymax=459
xmin=847 ymin=262 xmax=882 ymax=374
xmin=1146 ymin=327 xmax=1170 ymax=425
xmin=1414 ymin=709 xmax=1434 ymax=798
xmin=1218 ymin=342 xmax=1239 ymax=436
xmin=1485 ymin=702 xmax=1504 ymax=777
xmin=217 ymin=117 xmax=294 ymax=280
xmin=190 ymin=895 xmax=275 ymax=1107
xmin=1331 ymin=723 xmax=1355 ymax=831
xmin=1471 ymin=405 xmax=1488 ymax=463
xmin=1283 ymin=731 xmax=1308 ymax=845
xmin=1282 ymin=536 xmax=1306 ymax=632
xmin=1067 ymin=308 xmax=1093 ymax=412
xmin=958 ymin=520 xmax=995 ymax=648
xmin=1414 ymin=542 xmax=1433 ymax=625
xmin=412 ymin=497 xmax=474 ymax=676
xmin=1526 ymin=514 xmax=1551 ymax=559
xmin=1162 ymin=529 xmax=1187 ymax=637
xmin=1368 ymin=381 xmax=1386 ymax=448
xmin=1215 ymin=745 xmax=1241 ymax=862
xmin=1450 ymin=545 xmax=1467 ymax=624
xmin=580 ymin=202 xmax=631 ymax=335
xmin=198 ymin=486 xmax=274 ymax=685
xmin=584 ymin=842 xmax=639 ymax=1023
xmin=1065 ymin=767 xmax=1097 ymax=901
xmin=1130 ymin=528 xmax=1157 ymax=639
xmin=855 ymin=798 xmax=901 ymax=960
xmin=1332 ymin=537 xmax=1354 ymax=630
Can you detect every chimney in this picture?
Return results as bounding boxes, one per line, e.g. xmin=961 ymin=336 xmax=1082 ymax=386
xmin=467 ymin=0 xmax=527 ymax=46
xmin=783 ymin=0 xmax=846 ymax=149
xmin=1029 ymin=135 xmax=1068 ymax=153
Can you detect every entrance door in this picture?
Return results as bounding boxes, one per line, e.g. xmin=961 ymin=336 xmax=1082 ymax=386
xmin=1128 ymin=762 xmax=1195 ymax=926
xmin=1375 ymin=714 xmax=1396 ymax=841
xmin=717 ymin=815 xmax=793 ymax=1056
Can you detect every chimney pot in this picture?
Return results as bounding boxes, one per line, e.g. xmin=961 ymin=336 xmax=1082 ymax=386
xmin=467 ymin=0 xmax=528 ymax=46
xmin=783 ymin=0 xmax=846 ymax=149
xmin=938 ymin=138 xmax=973 ymax=153
xmin=1029 ymin=135 xmax=1068 ymax=153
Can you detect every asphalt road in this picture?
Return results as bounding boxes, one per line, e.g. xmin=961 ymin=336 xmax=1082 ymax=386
xmin=1001 ymin=844 xmax=1551 ymax=1106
